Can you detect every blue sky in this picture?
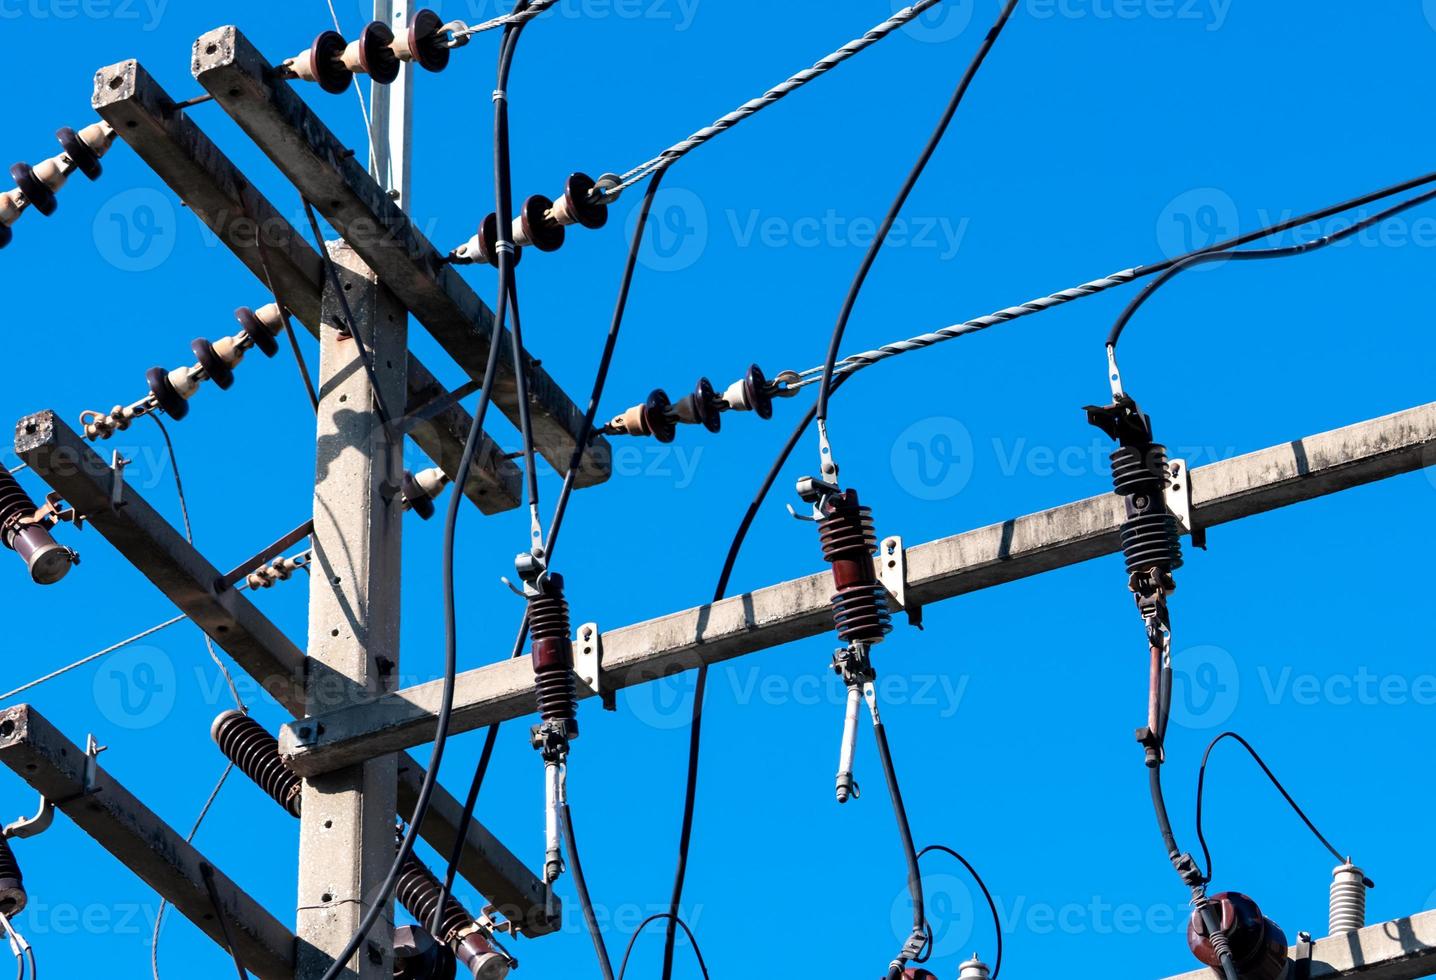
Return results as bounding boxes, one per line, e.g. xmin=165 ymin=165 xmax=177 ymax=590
xmin=2 ymin=2 xmax=1435 ymax=978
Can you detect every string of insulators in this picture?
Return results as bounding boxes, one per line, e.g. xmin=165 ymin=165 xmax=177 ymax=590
xmin=0 ymin=463 xmax=77 ymax=586
xmin=210 ymin=710 xmax=303 ymax=817
xmin=245 ymin=553 xmax=310 ymax=591
xmin=210 ymin=710 xmax=508 ymax=977
xmin=277 ymin=9 xmax=455 ymax=95
xmin=1188 ymin=893 xmax=1289 ymax=980
xmin=448 ymin=173 xmax=614 ymax=267
xmin=603 ymin=365 xmax=792 ymax=442
xmin=402 ymin=468 xmax=451 ymax=521
xmin=81 ymin=304 xmax=286 ymax=440
xmin=0 ymin=835 xmax=26 ymax=918
xmin=394 ymin=847 xmax=510 ymax=980
xmin=1 ymin=122 xmax=116 ymax=250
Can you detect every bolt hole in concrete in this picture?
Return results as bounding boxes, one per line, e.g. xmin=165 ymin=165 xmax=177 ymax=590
xmin=205 ymin=44 xmax=217 ymax=54
xmin=331 ymin=628 xmax=340 ymax=637
xmin=108 ymin=76 xmax=122 ymax=90
xmin=321 ymin=893 xmax=333 ymax=904
xmin=0 ymin=720 xmax=13 ymax=737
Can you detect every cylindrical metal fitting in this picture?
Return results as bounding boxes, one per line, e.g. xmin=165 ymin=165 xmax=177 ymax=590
xmin=0 ymin=464 xmax=74 ymax=585
xmin=0 ymin=835 xmax=27 ymax=916
xmin=1329 ymin=862 xmax=1367 ymax=937
xmin=1188 ymin=892 xmax=1288 ymax=980
xmin=210 ymin=710 xmax=303 ymax=817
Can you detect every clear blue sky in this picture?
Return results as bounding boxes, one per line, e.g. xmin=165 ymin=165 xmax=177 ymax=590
xmin=3 ymin=2 xmax=1434 ymax=978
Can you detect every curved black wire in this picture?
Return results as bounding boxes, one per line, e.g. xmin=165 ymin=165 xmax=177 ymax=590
xmin=617 ymin=914 xmax=710 ymax=980
xmin=1195 ymin=731 xmax=1353 ymax=887
xmin=1108 ymin=185 xmax=1436 ymax=350
xmin=315 ymin=14 xmax=529 ymax=980
xmin=815 ymin=0 xmax=1020 ymax=426
xmin=874 ymin=713 xmax=926 ymax=980
xmin=563 ymin=801 xmax=616 ymax=980
xmin=918 ymin=845 xmax=1004 ymax=979
xmin=433 ymin=166 xmax=673 ymax=960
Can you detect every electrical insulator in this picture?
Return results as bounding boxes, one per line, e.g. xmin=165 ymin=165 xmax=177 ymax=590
xmin=395 ymin=925 xmax=457 ymax=980
xmin=603 ymin=365 xmax=791 ymax=440
xmin=82 ymin=304 xmax=286 ymax=439
xmin=1328 ymin=861 xmax=1368 ymax=937
xmin=402 ymin=468 xmax=452 ymax=520
xmin=0 ymin=464 xmax=78 ymax=586
xmin=902 ymin=971 xmax=937 ymax=979
xmin=395 ymin=845 xmax=511 ymax=980
xmin=0 ymin=122 xmax=116 ymax=250
xmin=958 ymin=955 xmax=992 ymax=980
xmin=210 ymin=710 xmax=303 ymax=817
xmin=1086 ymin=393 xmax=1183 ymax=592
xmin=1188 ymin=892 xmax=1288 ymax=980
xmin=392 ymin=9 xmax=453 ymax=73
xmin=0 ymin=836 xmax=27 ymax=918
xmin=341 ymin=22 xmax=402 ymax=85
xmin=244 ymin=553 xmax=310 ymax=591
xmin=448 ymin=213 xmax=523 ymax=269
xmin=279 ymin=31 xmax=354 ymax=94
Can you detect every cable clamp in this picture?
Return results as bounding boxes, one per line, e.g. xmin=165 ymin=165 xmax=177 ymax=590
xmin=573 ymin=622 xmax=614 ymax=712
xmin=492 ymin=88 xmax=507 ymax=103
xmin=875 ymin=535 xmax=922 ymax=629
xmin=494 ymin=240 xmax=516 ymax=256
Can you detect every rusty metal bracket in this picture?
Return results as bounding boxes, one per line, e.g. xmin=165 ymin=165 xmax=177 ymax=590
xmin=109 ymin=451 xmax=130 ymax=511
xmin=876 ymin=536 xmax=922 ymax=629
xmin=573 ymin=622 xmax=614 ymax=712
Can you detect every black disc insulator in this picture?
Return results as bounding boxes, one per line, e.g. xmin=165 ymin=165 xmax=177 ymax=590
xmin=395 ymin=925 xmax=457 ymax=980
xmin=210 ymin=710 xmax=302 ymax=817
xmin=0 ymin=835 xmax=25 ymax=917
xmin=0 ymin=465 xmax=37 ymax=543
xmin=471 ymin=213 xmax=523 ymax=268
xmin=518 ymin=195 xmax=564 ymax=252
xmin=146 ymin=366 xmax=190 ymax=420
xmin=10 ymin=163 xmax=56 ymax=216
xmin=692 ymin=377 xmax=721 ymax=433
xmin=403 ymin=471 xmax=436 ymax=520
xmin=57 ymin=127 xmax=102 ymax=180
xmin=235 ymin=307 xmax=278 ymax=357
xmin=407 ymin=9 xmax=451 ymax=73
xmin=745 ymin=364 xmax=774 ymax=420
xmin=643 ymin=389 xmax=677 ymax=443
xmin=192 ymin=338 xmax=234 ymax=390
xmin=357 ymin=21 xmax=401 ymax=84
xmin=0 ymin=223 xmax=11 ymax=250
xmin=564 ymin=172 xmax=608 ymax=230
xmin=310 ymin=31 xmax=353 ymax=94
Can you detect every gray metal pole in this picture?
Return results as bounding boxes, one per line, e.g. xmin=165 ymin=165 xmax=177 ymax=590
xmin=370 ymin=0 xmax=412 ymax=207
xmin=296 ymin=241 xmax=408 ymax=979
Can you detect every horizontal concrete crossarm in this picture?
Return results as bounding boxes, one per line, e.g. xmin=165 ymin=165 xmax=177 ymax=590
xmin=13 ymin=411 xmax=557 ymax=936
xmin=190 ymin=27 xmax=611 ymax=487
xmin=0 ymin=704 xmax=298 ymax=979
xmin=1165 ymin=909 xmax=1436 ymax=979
xmin=91 ymin=58 xmax=522 ymax=514
xmin=280 ymin=400 xmax=1436 ymax=776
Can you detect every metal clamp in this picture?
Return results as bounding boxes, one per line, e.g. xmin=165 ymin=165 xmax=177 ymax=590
xmin=2 ymin=796 xmax=54 ymax=841
xmin=573 ymin=623 xmax=614 ymax=712
xmin=1164 ymin=459 xmax=1206 ymax=550
xmin=1292 ymin=931 xmax=1313 ymax=980
xmin=876 ymin=536 xmax=923 ymax=629
xmin=110 ymin=451 xmax=131 ymax=511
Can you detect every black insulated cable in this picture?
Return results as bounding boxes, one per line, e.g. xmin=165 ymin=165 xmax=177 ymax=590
xmin=917 ymin=846 xmax=1004 ymax=979
xmin=617 ymin=914 xmax=710 ymax=980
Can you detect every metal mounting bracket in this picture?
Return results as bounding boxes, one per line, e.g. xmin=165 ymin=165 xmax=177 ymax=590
xmin=3 ymin=794 xmax=54 ymax=840
xmin=876 ymin=536 xmax=923 ymax=629
xmin=110 ymin=451 xmax=131 ymax=511
xmin=1292 ymin=931 xmax=1313 ymax=980
xmin=574 ymin=623 xmax=614 ymax=711
xmin=1165 ymin=459 xmax=1206 ymax=549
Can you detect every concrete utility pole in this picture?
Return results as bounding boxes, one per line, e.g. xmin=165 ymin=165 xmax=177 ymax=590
xmin=295 ymin=242 xmax=408 ymax=979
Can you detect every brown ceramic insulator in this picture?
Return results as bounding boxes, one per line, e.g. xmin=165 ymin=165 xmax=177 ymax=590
xmin=210 ymin=710 xmax=303 ymax=817
xmin=548 ymin=173 xmax=608 ymax=230
xmin=817 ymin=489 xmax=891 ymax=646
xmin=343 ymin=21 xmax=401 ymax=84
xmin=398 ymin=9 xmax=451 ymax=73
xmin=512 ymin=195 xmax=564 ymax=252
xmin=396 ymin=852 xmax=475 ymax=945
xmin=0 ymin=836 xmax=26 ymax=916
xmin=529 ymin=574 xmax=578 ymax=732
xmin=1188 ymin=892 xmax=1289 ymax=980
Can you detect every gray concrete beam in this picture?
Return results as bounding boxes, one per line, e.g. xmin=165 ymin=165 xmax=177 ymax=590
xmin=1165 ymin=910 xmax=1436 ymax=980
xmin=189 ymin=28 xmax=611 ymax=488
xmin=91 ymin=58 xmax=522 ymax=515
xmin=279 ymin=400 xmax=1436 ymax=775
